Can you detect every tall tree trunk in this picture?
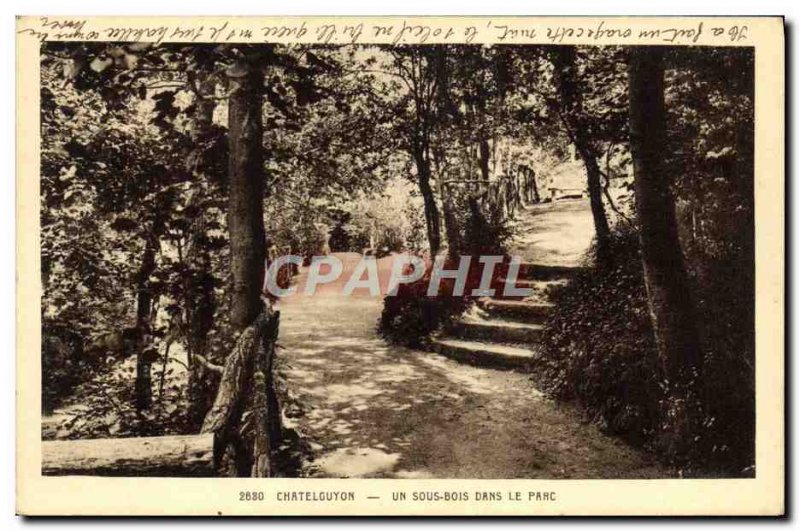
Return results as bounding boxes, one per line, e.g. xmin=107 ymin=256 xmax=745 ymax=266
xmin=186 ymin=68 xmax=219 ymax=430
xmin=215 ymin=58 xmax=280 ymax=475
xmin=628 ymin=47 xmax=702 ymax=448
xmin=227 ymin=60 xmax=266 ymax=331
xmin=552 ymin=46 xmax=611 ymax=263
xmin=414 ymin=147 xmax=441 ymax=257
xmin=576 ymin=143 xmax=611 ymax=262
xmin=475 ymin=97 xmax=491 ymax=182
xmin=529 ymin=168 xmax=541 ymax=203
xmin=478 ymin=138 xmax=491 ymax=181
xmin=201 ymin=309 xmax=280 ymax=477
xmin=134 ymin=232 xmax=158 ymax=411
xmin=432 ymin=147 xmax=460 ymax=258
xmin=186 ymin=210 xmax=216 ymax=428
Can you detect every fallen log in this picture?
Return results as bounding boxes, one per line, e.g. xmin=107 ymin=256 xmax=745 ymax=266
xmin=41 ymin=433 xmax=215 ymax=477
xmin=40 ymin=307 xmax=281 ymax=478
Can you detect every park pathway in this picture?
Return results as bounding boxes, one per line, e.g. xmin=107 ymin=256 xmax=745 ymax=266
xmin=277 ymin=199 xmax=670 ymax=479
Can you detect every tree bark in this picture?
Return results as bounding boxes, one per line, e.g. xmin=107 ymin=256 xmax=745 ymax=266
xmin=576 ymin=143 xmax=612 ymax=263
xmin=529 ymin=168 xmax=541 ymax=203
xmin=478 ymin=138 xmax=491 ymax=181
xmin=474 ymin=96 xmax=492 ymax=182
xmin=552 ymin=46 xmax=611 ymax=264
xmin=227 ymin=60 xmax=266 ymax=330
xmin=134 ymin=231 xmax=160 ymax=411
xmin=186 ymin=68 xmax=219 ymax=430
xmin=186 ymin=243 xmax=216 ymax=429
xmin=42 ymin=434 xmax=215 ymax=477
xmin=413 ymin=148 xmax=441 ymax=257
xmin=202 ymin=308 xmax=281 ymax=477
xmin=628 ymin=46 xmax=702 ymax=385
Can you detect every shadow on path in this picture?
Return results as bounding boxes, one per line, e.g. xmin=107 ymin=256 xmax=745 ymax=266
xmin=277 ymin=250 xmax=669 ymax=479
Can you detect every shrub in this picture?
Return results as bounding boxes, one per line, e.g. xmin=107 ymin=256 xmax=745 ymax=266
xmin=377 ymin=266 xmax=469 ymax=348
xmin=41 ymin=319 xmax=109 ymax=414
xmin=537 ymin=226 xmax=754 ymax=476
xmin=378 ymin=197 xmax=511 ymax=347
xmin=536 ymin=228 xmax=661 ymax=446
xmin=689 ymin=248 xmax=755 ymax=475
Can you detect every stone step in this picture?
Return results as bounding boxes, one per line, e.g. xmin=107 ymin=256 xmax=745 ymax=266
xmin=478 ymin=299 xmax=555 ymax=322
xmin=449 ymin=319 xmax=544 ymax=343
xmin=430 ymin=338 xmax=538 ymax=371
xmin=514 ymin=263 xmax=584 ymax=281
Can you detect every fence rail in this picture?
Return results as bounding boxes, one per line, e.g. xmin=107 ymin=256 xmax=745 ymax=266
xmin=443 ymin=166 xmax=540 ymax=225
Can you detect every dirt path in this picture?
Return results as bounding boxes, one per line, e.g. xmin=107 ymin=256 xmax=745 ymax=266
xmin=507 ymin=198 xmax=596 ymax=267
xmin=278 ymin=248 xmax=670 ymax=479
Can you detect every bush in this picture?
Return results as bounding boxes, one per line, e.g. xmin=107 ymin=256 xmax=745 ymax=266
xmin=689 ymin=248 xmax=755 ymax=475
xmin=378 ymin=198 xmax=510 ymax=347
xmin=537 ymin=226 xmax=754 ymax=476
xmin=377 ymin=262 xmax=472 ymax=348
xmin=536 ymin=229 xmax=661 ymax=446
xmin=41 ymin=319 xmax=108 ymax=414
xmin=44 ymin=358 xmax=192 ymax=440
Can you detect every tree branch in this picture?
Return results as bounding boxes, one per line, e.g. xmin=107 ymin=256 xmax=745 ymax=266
xmin=195 ymin=353 xmax=224 ymax=375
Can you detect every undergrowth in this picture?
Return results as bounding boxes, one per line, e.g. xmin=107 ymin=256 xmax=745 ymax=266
xmin=537 ymin=227 xmax=754 ymax=476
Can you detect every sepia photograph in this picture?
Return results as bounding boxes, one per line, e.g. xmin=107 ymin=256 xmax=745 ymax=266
xmin=15 ymin=14 xmax=784 ymax=516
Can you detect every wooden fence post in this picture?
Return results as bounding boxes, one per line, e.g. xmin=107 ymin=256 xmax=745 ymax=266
xmin=201 ymin=304 xmax=282 ymax=477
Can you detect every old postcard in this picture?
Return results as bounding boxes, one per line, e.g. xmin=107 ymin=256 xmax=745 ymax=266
xmin=16 ymin=16 xmax=784 ymax=516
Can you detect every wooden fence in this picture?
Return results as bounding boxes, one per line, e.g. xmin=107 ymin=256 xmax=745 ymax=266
xmin=442 ymin=165 xmax=540 ymax=226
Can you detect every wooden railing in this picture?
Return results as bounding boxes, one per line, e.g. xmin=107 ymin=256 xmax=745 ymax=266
xmin=442 ymin=165 xmax=540 ymax=225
